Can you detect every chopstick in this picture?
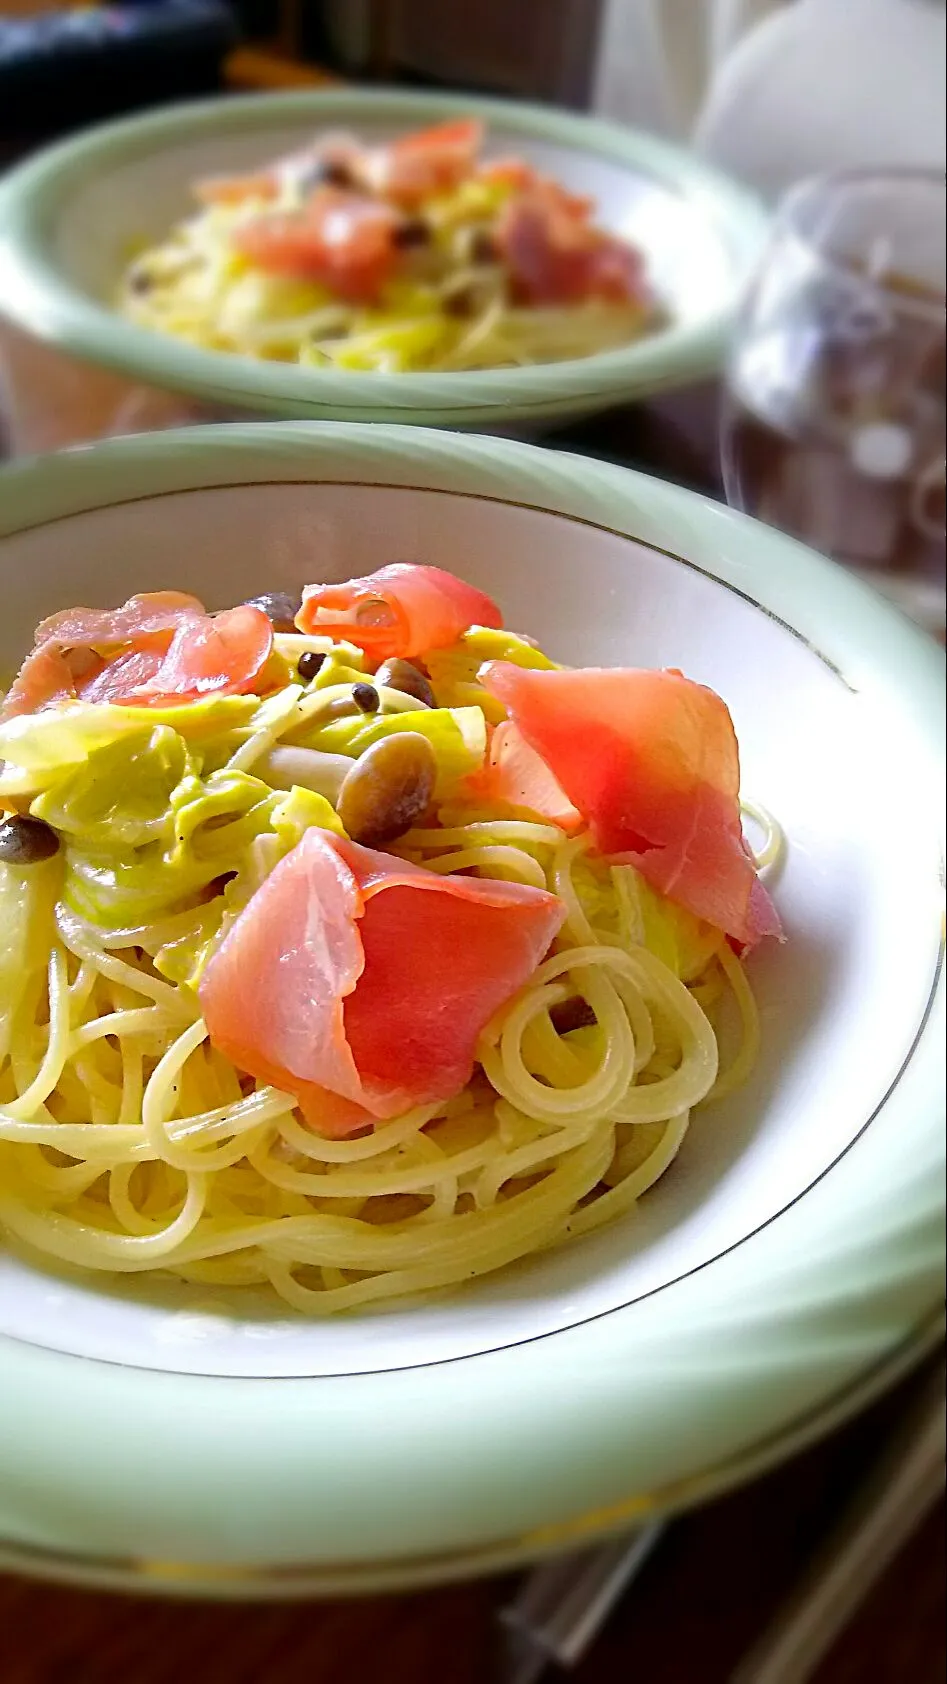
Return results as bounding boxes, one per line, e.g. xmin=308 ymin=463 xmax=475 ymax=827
xmin=498 ymin=1522 xmax=665 ymax=1684
xmin=732 ymin=1356 xmax=946 ymax=1684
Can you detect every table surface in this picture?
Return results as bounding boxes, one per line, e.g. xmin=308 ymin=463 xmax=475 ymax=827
xmin=0 ymin=322 xmax=724 ymax=481
xmin=0 ymin=325 xmax=944 ymax=1684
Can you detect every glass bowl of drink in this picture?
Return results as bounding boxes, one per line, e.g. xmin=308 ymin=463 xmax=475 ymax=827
xmin=721 ymin=169 xmax=945 ymax=641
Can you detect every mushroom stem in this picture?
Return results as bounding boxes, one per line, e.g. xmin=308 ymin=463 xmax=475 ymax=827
xmin=259 ymin=746 xmax=351 ymax=802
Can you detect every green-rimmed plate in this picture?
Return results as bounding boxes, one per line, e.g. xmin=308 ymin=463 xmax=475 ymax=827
xmin=0 ymin=423 xmax=943 ymax=1596
xmin=0 ymin=89 xmax=767 ymax=430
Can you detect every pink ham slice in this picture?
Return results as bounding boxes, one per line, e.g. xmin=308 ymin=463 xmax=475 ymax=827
xmin=297 ymin=563 xmax=502 ymax=663
xmin=200 ymin=120 xmax=483 ymax=216
xmin=2 ymin=597 xmax=273 ymax=718
xmin=467 ymin=721 xmax=582 ymax=831
xmin=114 ymin=606 xmax=274 ymax=707
xmin=199 ymin=827 xmax=566 ymax=1137
xmin=33 ymin=591 xmax=205 ymax=650
xmin=232 ymin=188 xmax=403 ymax=301
xmin=496 ymin=185 xmax=645 ymax=306
xmin=364 ymin=119 xmax=484 ymax=205
xmin=481 ymin=661 xmax=782 ymax=949
xmin=2 ymin=592 xmax=205 ymax=720
xmin=1 ymin=643 xmax=77 ymax=721
xmin=79 ymin=650 xmax=166 ymax=705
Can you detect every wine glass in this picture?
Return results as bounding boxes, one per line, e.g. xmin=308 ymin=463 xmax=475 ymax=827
xmin=720 ymin=169 xmax=945 ymax=639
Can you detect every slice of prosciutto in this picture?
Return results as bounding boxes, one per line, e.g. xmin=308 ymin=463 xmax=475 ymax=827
xmin=1 ymin=592 xmax=205 ymax=720
xmin=297 ymin=563 xmax=502 ymax=662
xmin=481 ymin=662 xmax=782 ymax=948
xmin=79 ymin=650 xmax=165 ymax=705
xmin=479 ymin=159 xmax=594 ymax=219
xmin=468 ymin=721 xmax=582 ymax=831
xmin=496 ymin=184 xmax=645 ymax=306
xmin=232 ymin=187 xmax=403 ymax=301
xmin=1 ymin=595 xmax=273 ymax=719
xmin=199 ymin=121 xmax=482 ymax=218
xmin=33 ymin=591 xmax=205 ymax=650
xmin=115 ymin=606 xmax=273 ymax=707
xmin=363 ymin=118 xmax=484 ymax=205
xmin=199 ymin=827 xmax=565 ymax=1137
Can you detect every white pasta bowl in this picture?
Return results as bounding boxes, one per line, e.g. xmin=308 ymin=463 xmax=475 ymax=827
xmin=0 ymin=423 xmax=943 ymax=1595
xmin=0 ymin=89 xmax=767 ymax=430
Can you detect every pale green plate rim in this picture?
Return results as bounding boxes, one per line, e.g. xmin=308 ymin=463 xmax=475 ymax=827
xmin=0 ymin=423 xmax=943 ymax=1584
xmin=0 ymin=88 xmax=769 ymax=426
xmin=1 ymin=1312 xmax=942 ymax=1599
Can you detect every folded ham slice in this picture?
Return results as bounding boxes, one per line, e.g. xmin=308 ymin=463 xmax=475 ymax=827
xmin=481 ymin=662 xmax=782 ymax=948
xmin=199 ymin=827 xmax=565 ymax=1137
xmin=467 ymin=720 xmax=582 ymax=831
xmin=297 ymin=563 xmax=502 ymax=663
xmin=1 ymin=592 xmax=205 ymax=720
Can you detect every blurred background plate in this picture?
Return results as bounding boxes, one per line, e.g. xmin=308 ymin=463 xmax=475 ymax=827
xmin=0 ymin=88 xmax=768 ymax=430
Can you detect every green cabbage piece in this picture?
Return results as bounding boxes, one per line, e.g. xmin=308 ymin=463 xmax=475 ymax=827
xmin=153 ymin=786 xmax=343 ymax=989
xmin=301 ymin=705 xmax=486 ymax=794
xmin=0 ymin=696 xmax=258 ymax=802
xmin=31 ymin=726 xmax=192 ymax=849
xmin=633 ymin=873 xmax=721 ymax=982
xmin=62 ymin=768 xmax=280 ymax=928
xmin=465 ymin=627 xmax=559 ymax=671
xmin=108 ymin=694 xmax=259 ymax=743
xmin=0 ymin=706 xmax=147 ymax=800
xmin=424 ymin=627 xmax=558 ymax=700
xmin=308 ymin=649 xmax=366 ymax=689
xmin=270 ymin=785 xmax=344 ymax=849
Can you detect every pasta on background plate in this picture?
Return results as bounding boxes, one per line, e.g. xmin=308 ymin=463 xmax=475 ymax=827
xmin=118 ymin=118 xmax=663 ymax=373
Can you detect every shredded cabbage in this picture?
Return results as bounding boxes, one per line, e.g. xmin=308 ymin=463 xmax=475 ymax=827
xmin=426 ymin=628 xmax=558 ymax=721
xmin=154 ymin=786 xmax=343 ymax=989
xmin=302 ymin=704 xmax=487 ymax=794
xmin=625 ymin=870 xmax=722 ymax=982
xmin=0 ymin=696 xmax=258 ymax=802
xmin=306 ymin=649 xmax=367 ymax=689
xmin=0 ymin=707 xmax=148 ymax=800
xmin=62 ymin=769 xmax=276 ymax=928
xmin=31 ymin=727 xmax=193 ymax=849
